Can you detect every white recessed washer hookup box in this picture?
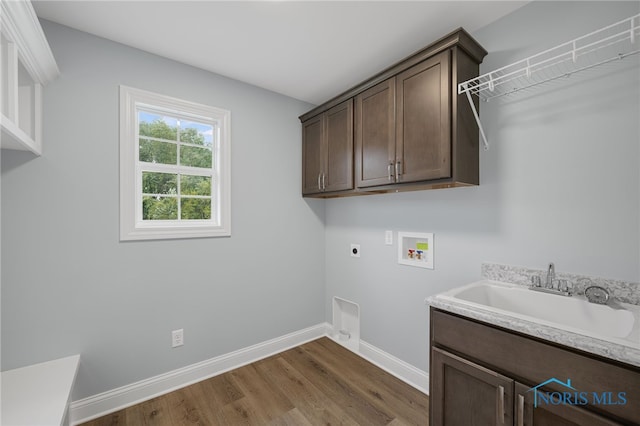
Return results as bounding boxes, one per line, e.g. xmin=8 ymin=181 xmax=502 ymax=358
xmin=398 ymin=232 xmax=434 ymax=269
xmin=332 ymin=297 xmax=360 ymax=352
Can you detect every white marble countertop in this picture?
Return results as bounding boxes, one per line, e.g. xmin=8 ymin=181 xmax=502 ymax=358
xmin=428 ymin=288 xmax=640 ymax=368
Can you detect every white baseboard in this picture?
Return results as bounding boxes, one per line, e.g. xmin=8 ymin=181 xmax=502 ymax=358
xmin=324 ymin=324 xmax=429 ymax=395
xmin=358 ymin=340 xmax=429 ymax=394
xmin=70 ymin=323 xmax=429 ymax=425
xmin=69 ymin=324 xmax=326 ymax=425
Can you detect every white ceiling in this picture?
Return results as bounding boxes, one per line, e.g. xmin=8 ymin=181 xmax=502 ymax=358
xmin=33 ymin=1 xmax=529 ymax=105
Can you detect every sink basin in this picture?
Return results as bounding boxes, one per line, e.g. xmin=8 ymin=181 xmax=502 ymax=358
xmin=441 ymin=280 xmax=637 ymax=341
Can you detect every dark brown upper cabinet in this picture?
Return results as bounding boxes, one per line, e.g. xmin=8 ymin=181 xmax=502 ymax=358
xmin=300 ymin=28 xmax=487 ymax=198
xmin=356 ymin=51 xmax=451 ymax=189
xmin=302 ymin=114 xmax=324 ymax=195
xmin=354 ymin=78 xmax=396 ymax=188
xmin=395 ymin=51 xmax=451 ymax=184
xmin=302 ymin=99 xmax=353 ymax=195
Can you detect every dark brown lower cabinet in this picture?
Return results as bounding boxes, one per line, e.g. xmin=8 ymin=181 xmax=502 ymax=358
xmin=430 ymin=309 xmax=638 ymax=426
xmin=431 ymin=347 xmax=513 ymax=426
xmin=431 ymin=348 xmax=622 ymax=426
xmin=514 ymin=383 xmax=622 ymax=426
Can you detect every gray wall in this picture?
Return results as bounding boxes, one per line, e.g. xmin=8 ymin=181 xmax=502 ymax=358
xmin=1 ymin=21 xmax=325 ymax=399
xmin=1 ymin=0 xmax=639 ymax=403
xmin=325 ymin=1 xmax=640 ymax=372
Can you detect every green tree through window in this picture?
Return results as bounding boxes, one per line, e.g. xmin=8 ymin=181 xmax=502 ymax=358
xmin=120 ymin=86 xmax=230 ymax=240
xmin=138 ymin=115 xmax=213 ymax=221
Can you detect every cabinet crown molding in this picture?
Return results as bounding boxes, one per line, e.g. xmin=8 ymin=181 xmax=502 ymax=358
xmin=299 ymin=27 xmax=487 ymax=122
xmin=1 ymin=0 xmax=59 ymax=84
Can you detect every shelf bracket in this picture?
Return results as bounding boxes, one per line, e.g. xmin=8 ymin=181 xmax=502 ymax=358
xmin=461 ymin=83 xmax=489 ymax=151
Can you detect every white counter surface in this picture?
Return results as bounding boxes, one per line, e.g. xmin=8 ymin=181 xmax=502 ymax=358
xmin=2 ymin=354 xmax=80 ymax=426
xmin=427 ymin=280 xmax=640 ymax=368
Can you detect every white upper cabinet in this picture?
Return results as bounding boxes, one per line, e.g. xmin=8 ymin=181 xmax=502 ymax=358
xmin=1 ymin=0 xmax=59 ymax=155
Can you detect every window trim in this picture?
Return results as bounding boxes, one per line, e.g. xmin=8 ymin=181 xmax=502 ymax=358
xmin=120 ymin=85 xmax=231 ymax=241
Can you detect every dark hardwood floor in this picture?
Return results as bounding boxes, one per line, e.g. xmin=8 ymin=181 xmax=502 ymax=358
xmin=80 ymin=337 xmax=429 ymax=425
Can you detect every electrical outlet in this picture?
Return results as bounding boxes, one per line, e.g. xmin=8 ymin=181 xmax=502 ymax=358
xmin=350 ymin=243 xmax=360 ymax=258
xmin=172 ymin=329 xmax=184 ymax=348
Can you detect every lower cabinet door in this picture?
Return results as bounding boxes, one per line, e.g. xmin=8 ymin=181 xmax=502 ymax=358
xmin=514 ymin=382 xmax=623 ymax=426
xmin=431 ymin=347 xmax=513 ymax=426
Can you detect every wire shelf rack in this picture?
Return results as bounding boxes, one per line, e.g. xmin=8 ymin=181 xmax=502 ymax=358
xmin=459 ymin=13 xmax=640 ymax=150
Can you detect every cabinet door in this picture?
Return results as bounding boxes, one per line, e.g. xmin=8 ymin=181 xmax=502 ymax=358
xmin=431 ymin=347 xmax=513 ymax=426
xmin=324 ymin=99 xmax=353 ymax=192
xmin=396 ymin=50 xmax=451 ymax=183
xmin=514 ymin=383 xmax=622 ymax=426
xmin=302 ymin=114 xmax=323 ymax=195
xmin=355 ymin=78 xmax=396 ymax=188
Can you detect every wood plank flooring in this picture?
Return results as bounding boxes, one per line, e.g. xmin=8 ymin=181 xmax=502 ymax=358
xmin=80 ymin=337 xmax=429 ymax=425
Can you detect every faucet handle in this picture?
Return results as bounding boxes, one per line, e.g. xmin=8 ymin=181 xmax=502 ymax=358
xmin=585 ymin=286 xmax=609 ymax=305
xmin=531 ymin=275 xmax=541 ymax=287
xmin=558 ymin=279 xmax=571 ymax=293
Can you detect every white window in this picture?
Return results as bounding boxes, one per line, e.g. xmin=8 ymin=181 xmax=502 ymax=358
xmin=120 ymin=86 xmax=231 ymax=240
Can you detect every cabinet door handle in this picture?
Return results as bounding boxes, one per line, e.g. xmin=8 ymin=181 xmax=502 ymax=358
xmin=318 ymin=173 xmax=322 ymax=191
xmin=517 ymin=394 xmax=525 ymax=426
xmin=388 ymin=163 xmax=394 ymax=181
xmin=497 ymin=385 xmax=505 ymax=425
xmin=395 ymin=160 xmax=402 ymax=180
xmin=322 ymin=173 xmax=326 ymax=190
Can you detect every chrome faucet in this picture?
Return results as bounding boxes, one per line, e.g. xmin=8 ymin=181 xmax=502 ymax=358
xmin=546 ymin=262 xmax=555 ymax=288
xmin=529 ymin=262 xmax=572 ymax=296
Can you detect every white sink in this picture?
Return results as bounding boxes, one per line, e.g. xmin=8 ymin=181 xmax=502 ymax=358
xmin=439 ymin=280 xmax=638 ymax=343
